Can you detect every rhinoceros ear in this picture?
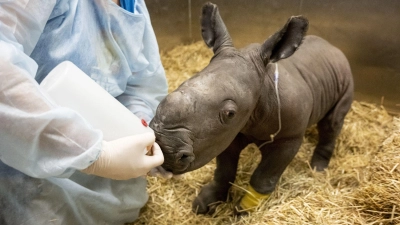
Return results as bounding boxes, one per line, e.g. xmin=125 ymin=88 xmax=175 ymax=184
xmin=201 ymin=2 xmax=234 ymax=54
xmin=261 ymin=16 xmax=308 ymax=64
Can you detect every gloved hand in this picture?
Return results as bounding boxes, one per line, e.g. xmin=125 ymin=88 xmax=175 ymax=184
xmin=81 ymin=132 xmax=164 ymax=180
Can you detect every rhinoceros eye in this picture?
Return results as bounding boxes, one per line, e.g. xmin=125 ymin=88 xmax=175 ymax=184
xmin=219 ymin=100 xmax=237 ymax=124
xmin=224 ymin=109 xmax=236 ymax=118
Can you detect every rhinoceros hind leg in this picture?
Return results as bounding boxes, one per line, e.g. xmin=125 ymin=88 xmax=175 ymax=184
xmin=311 ymin=90 xmax=353 ymax=171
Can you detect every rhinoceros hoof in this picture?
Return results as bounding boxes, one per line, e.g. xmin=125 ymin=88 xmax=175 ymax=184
xmin=192 ymin=182 xmax=229 ymax=215
xmin=310 ymin=159 xmax=329 ymax=171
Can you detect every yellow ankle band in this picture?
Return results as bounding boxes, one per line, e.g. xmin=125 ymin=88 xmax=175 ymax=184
xmin=239 ymin=185 xmax=271 ymax=211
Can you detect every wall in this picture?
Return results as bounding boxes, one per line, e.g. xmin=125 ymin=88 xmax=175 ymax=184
xmin=147 ymin=0 xmax=400 ymax=114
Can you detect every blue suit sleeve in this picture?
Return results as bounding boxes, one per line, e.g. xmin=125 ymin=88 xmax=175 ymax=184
xmin=116 ymin=0 xmax=168 ymax=123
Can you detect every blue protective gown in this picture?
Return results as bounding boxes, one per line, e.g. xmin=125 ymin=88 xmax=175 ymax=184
xmin=0 ymin=0 xmax=168 ymax=224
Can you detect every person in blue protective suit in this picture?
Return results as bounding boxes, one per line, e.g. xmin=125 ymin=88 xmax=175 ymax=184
xmin=0 ymin=0 xmax=169 ymax=224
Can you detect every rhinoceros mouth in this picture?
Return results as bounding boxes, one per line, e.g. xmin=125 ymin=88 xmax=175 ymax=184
xmin=162 ymin=162 xmax=192 ymax=175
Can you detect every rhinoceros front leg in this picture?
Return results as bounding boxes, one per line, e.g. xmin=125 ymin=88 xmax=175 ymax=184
xmin=236 ymin=136 xmax=303 ymax=214
xmin=192 ymin=133 xmax=249 ymax=214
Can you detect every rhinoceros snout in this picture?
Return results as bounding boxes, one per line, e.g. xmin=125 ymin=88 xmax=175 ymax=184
xmin=150 ymin=117 xmax=196 ymax=174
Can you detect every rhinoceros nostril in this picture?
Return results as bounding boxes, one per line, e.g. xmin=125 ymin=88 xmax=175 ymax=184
xmin=176 ymin=152 xmax=194 ymax=164
xmin=180 ymin=154 xmax=189 ymax=161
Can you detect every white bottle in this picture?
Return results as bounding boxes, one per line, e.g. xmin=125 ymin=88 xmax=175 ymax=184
xmin=40 ymin=61 xmax=152 ymax=141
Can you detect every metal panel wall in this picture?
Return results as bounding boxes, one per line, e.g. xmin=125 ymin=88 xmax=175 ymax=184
xmin=147 ymin=0 xmax=400 ymax=114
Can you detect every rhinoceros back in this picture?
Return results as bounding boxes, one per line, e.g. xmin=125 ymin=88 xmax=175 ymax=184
xmin=280 ymin=35 xmax=353 ymax=125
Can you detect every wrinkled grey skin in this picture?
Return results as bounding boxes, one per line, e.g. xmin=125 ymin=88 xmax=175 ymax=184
xmin=150 ymin=2 xmax=353 ymax=215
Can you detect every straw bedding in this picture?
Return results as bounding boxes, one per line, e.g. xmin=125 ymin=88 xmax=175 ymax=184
xmin=132 ymin=42 xmax=400 ymax=225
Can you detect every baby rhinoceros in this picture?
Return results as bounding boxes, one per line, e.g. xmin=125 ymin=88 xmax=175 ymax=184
xmin=150 ymin=2 xmax=353 ymax=215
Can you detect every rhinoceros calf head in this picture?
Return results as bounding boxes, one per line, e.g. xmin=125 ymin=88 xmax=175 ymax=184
xmin=150 ymin=3 xmax=308 ymax=174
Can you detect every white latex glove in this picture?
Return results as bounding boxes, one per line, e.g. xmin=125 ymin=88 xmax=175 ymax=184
xmin=81 ymin=132 xmax=164 ymax=180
